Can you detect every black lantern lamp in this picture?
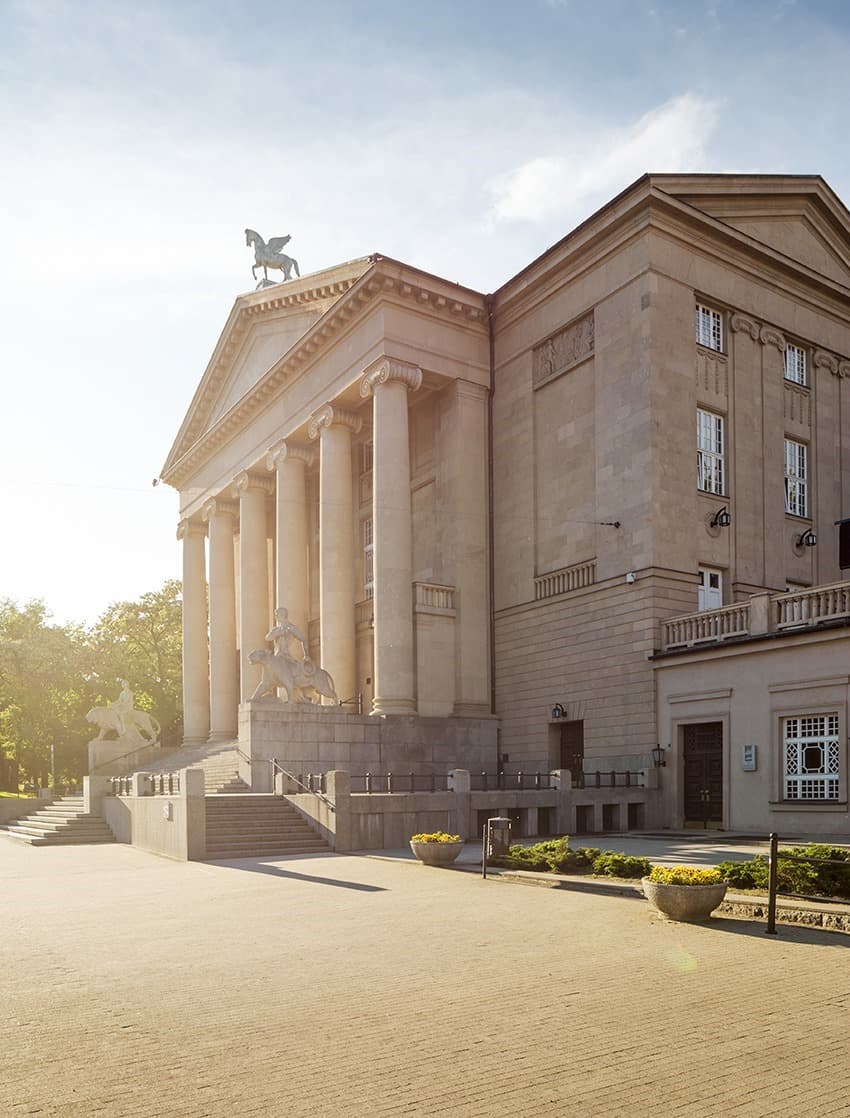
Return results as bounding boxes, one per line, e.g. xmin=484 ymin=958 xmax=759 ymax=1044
xmin=651 ymin=743 xmax=667 ymax=768
xmin=710 ymin=505 xmax=731 ymax=529
xmin=796 ymin=528 xmax=817 ymax=548
xmin=551 ymin=703 xmax=565 ymax=720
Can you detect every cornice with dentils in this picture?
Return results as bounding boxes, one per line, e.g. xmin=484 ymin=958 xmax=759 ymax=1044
xmin=161 ymin=260 xmax=487 ymax=489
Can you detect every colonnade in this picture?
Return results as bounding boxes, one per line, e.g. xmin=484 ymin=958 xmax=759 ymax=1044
xmin=178 ymin=360 xmax=490 ymax=744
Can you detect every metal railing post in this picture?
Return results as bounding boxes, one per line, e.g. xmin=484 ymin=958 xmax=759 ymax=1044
xmin=766 ymin=832 xmax=779 ymax=936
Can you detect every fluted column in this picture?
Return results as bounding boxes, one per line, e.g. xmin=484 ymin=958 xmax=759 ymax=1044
xmin=360 ymin=359 xmax=421 ymax=714
xmin=308 ymin=403 xmax=362 ymax=703
xmin=266 ymin=440 xmax=314 ymax=638
xmin=202 ymin=497 xmax=239 ymax=740
xmin=177 ymin=518 xmax=210 ymax=743
xmin=232 ymin=471 xmax=273 ymax=701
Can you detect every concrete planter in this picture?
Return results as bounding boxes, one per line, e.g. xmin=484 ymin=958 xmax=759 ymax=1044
xmin=641 ymin=877 xmax=728 ymax=922
xmin=410 ymin=840 xmax=464 ymax=866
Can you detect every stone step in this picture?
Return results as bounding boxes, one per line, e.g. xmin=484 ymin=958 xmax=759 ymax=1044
xmin=205 ymin=841 xmax=329 ymax=857
xmin=4 ymin=795 xmax=116 ymax=847
xmin=8 ymin=831 xmax=116 ymax=847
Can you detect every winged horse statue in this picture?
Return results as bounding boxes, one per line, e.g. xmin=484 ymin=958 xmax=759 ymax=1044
xmin=245 ymin=230 xmax=301 ymax=287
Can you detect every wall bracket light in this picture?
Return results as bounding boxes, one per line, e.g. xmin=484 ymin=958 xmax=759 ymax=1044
xmin=796 ymin=529 xmax=818 ymax=548
xmin=710 ymin=505 xmax=731 ymax=529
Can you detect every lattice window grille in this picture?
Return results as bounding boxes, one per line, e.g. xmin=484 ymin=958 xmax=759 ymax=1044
xmin=784 ymin=344 xmax=807 ymax=386
xmin=696 ymin=304 xmax=723 ymax=351
xmin=697 ymin=409 xmax=725 ymax=495
xmin=784 ymin=714 xmax=840 ymax=801
xmin=784 ymin=438 xmax=808 ymax=518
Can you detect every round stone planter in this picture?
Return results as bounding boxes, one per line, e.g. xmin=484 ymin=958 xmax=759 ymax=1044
xmin=641 ymin=878 xmax=728 ymax=922
xmin=409 ymin=840 xmax=465 ymax=866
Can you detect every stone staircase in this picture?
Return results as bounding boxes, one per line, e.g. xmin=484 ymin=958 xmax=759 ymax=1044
xmin=4 ymin=797 xmax=116 ymax=847
xmin=126 ymin=740 xmax=248 ymax=794
xmin=205 ymin=795 xmax=331 ymax=859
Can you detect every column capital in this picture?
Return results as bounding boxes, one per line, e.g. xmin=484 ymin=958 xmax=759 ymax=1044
xmin=359 ymin=358 xmax=423 ymax=399
xmin=266 ymin=439 xmax=315 ymax=471
xmin=232 ymin=470 xmax=275 ymax=498
xmin=760 ymin=325 xmax=786 ymax=352
xmin=202 ymin=496 xmax=239 ymax=522
xmin=730 ymin=314 xmax=760 ymax=340
xmin=840 ymin=361 xmax=850 ymax=380
xmin=307 ymin=403 xmax=363 ymax=440
xmin=177 ymin=517 xmax=207 ymax=541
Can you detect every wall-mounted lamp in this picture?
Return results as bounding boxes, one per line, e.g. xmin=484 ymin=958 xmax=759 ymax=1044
xmin=551 ymin=703 xmax=566 ymax=720
xmin=710 ymin=505 xmax=731 ymax=529
xmin=651 ymin=743 xmax=667 ymax=768
xmin=796 ymin=529 xmax=818 ymax=548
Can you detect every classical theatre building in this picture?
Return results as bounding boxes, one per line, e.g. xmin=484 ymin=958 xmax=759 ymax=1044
xmin=162 ymin=174 xmax=850 ymax=838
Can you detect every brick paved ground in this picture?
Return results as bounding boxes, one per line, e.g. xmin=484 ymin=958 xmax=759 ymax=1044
xmin=2 ymin=836 xmax=849 ymax=1117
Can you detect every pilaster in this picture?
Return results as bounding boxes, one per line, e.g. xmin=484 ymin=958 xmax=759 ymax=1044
xmin=202 ymin=497 xmax=239 ymax=740
xmin=232 ymin=471 xmax=273 ymax=702
xmin=177 ymin=518 xmax=210 ymax=743
xmin=266 ymin=440 xmax=314 ymax=639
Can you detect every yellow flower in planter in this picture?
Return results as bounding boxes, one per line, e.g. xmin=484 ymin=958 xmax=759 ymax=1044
xmin=410 ymin=831 xmax=462 ymax=844
xmin=648 ymin=865 xmax=722 ymax=886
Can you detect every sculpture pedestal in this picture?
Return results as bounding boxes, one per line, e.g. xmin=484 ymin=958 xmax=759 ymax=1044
xmin=238 ymin=702 xmax=497 ymax=792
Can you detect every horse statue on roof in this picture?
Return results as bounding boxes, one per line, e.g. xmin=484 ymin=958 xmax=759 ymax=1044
xmin=244 ymin=229 xmax=301 ymax=287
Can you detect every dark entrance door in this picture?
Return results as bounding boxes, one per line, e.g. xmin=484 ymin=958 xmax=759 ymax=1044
xmin=559 ymin=720 xmax=584 ymax=778
xmin=683 ymin=722 xmax=723 ymax=826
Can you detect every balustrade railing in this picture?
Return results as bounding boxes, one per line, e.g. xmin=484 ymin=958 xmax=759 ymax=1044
xmin=572 ymin=770 xmax=643 ymax=789
xmin=534 ymin=560 xmax=596 ymax=601
xmin=663 ymin=602 xmax=750 ymax=649
xmin=775 ymin=581 xmax=850 ymax=630
xmin=413 ymin=583 xmax=456 ymax=613
xmin=662 ymin=579 xmax=850 ymax=651
xmin=109 ymin=771 xmax=181 ymax=796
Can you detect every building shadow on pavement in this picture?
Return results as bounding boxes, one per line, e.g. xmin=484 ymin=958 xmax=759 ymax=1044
xmin=706 ymin=916 xmax=850 ymax=948
xmin=208 ymin=858 xmax=387 ymax=892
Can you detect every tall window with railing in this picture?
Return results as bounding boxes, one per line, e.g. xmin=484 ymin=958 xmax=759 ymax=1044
xmin=784 ymin=438 xmax=808 ymax=517
xmin=697 ymin=409 xmax=725 ymax=495
xmin=363 ymin=517 xmax=374 ymax=600
xmin=783 ymin=715 xmax=840 ymax=801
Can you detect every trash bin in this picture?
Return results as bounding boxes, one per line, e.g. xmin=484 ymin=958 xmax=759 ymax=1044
xmin=486 ymin=816 xmax=512 ymax=857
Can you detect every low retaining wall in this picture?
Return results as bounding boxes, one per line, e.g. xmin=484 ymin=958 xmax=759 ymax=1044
xmin=0 ymin=797 xmax=43 ymax=824
xmin=99 ymin=769 xmax=206 ymax=861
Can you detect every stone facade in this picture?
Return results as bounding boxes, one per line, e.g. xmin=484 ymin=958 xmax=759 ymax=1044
xmin=163 ymin=175 xmax=850 ymax=834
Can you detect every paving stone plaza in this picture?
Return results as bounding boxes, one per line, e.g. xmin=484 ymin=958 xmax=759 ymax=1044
xmin=2 ymin=838 xmax=849 ymax=1118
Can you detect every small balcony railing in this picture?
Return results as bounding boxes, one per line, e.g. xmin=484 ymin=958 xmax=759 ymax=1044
xmin=663 ymin=602 xmax=750 ymax=649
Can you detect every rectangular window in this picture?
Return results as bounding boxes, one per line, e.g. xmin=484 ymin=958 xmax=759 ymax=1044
xmin=784 ymin=343 xmax=807 ymax=386
xmin=363 ymin=518 xmax=374 ymax=600
xmin=783 ymin=715 xmax=840 ymax=801
xmin=361 ymin=440 xmax=374 ymax=474
xmin=697 ymin=410 xmax=725 ymax=495
xmin=784 ymin=438 xmax=808 ymax=518
xmin=695 ymin=303 xmax=723 ymax=351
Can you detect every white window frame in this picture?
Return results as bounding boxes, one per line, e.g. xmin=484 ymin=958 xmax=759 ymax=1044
xmin=697 ymin=409 xmax=725 ymax=496
xmin=783 ymin=714 xmax=840 ymax=802
xmin=361 ymin=440 xmax=373 ymax=475
xmin=698 ymin=567 xmax=723 ymax=611
xmin=784 ymin=438 xmax=808 ymax=518
xmin=363 ymin=517 xmax=374 ymax=601
xmin=784 ymin=343 xmax=807 ymax=386
xmin=695 ymin=303 xmax=723 ymax=352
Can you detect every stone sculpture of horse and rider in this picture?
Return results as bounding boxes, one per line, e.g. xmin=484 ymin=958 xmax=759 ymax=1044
xmin=86 ymin=680 xmax=161 ymax=746
xmin=249 ymin=607 xmax=339 ymax=705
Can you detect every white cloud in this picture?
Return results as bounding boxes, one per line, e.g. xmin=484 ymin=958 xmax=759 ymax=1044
xmin=488 ymin=93 xmax=721 ymax=224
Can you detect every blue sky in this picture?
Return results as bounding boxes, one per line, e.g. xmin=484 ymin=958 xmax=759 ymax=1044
xmin=2 ymin=0 xmax=849 ymax=624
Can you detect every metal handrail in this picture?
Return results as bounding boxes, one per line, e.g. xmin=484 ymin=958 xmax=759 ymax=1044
xmin=766 ymin=832 xmax=850 ymax=935
xmin=269 ymin=759 xmax=336 ymax=813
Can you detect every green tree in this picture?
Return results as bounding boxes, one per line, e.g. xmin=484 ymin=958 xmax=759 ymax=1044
xmin=0 ymin=600 xmax=93 ymax=786
xmin=88 ymin=580 xmax=183 ymax=749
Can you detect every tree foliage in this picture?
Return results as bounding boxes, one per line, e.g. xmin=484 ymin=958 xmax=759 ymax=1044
xmin=0 ymin=581 xmax=183 ymax=787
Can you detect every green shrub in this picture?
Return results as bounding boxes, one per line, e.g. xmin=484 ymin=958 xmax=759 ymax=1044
xmin=546 ymin=842 xmax=598 ymax=873
xmin=716 ymin=858 xmax=768 ymax=890
xmin=787 ymin=845 xmax=850 ymax=899
xmin=592 ymin=852 xmax=652 ymax=879
xmin=492 ymin=839 xmax=564 ymax=871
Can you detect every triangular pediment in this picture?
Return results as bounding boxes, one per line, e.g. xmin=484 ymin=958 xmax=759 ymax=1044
xmin=652 ymin=175 xmax=850 ymax=289
xmin=162 ymin=258 xmax=372 ymax=478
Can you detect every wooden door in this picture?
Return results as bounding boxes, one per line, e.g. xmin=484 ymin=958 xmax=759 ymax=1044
xmin=683 ymin=723 xmax=723 ymax=825
xmin=559 ymin=721 xmax=584 ymax=776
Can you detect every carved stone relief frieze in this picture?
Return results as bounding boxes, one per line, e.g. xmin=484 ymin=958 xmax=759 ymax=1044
xmin=783 ymin=383 xmax=812 ymax=429
xmin=696 ymin=350 xmax=728 ymax=399
xmin=532 ymin=311 xmax=594 ymax=390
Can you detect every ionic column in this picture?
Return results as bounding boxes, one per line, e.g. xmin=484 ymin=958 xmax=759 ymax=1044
xmin=266 ymin=440 xmax=314 ymax=638
xmin=308 ymin=403 xmax=362 ymax=703
xmin=360 ymin=359 xmax=421 ymax=715
xmin=177 ymin=518 xmax=210 ymax=743
xmin=232 ymin=471 xmax=273 ymax=701
xmin=202 ymin=497 xmax=239 ymax=740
